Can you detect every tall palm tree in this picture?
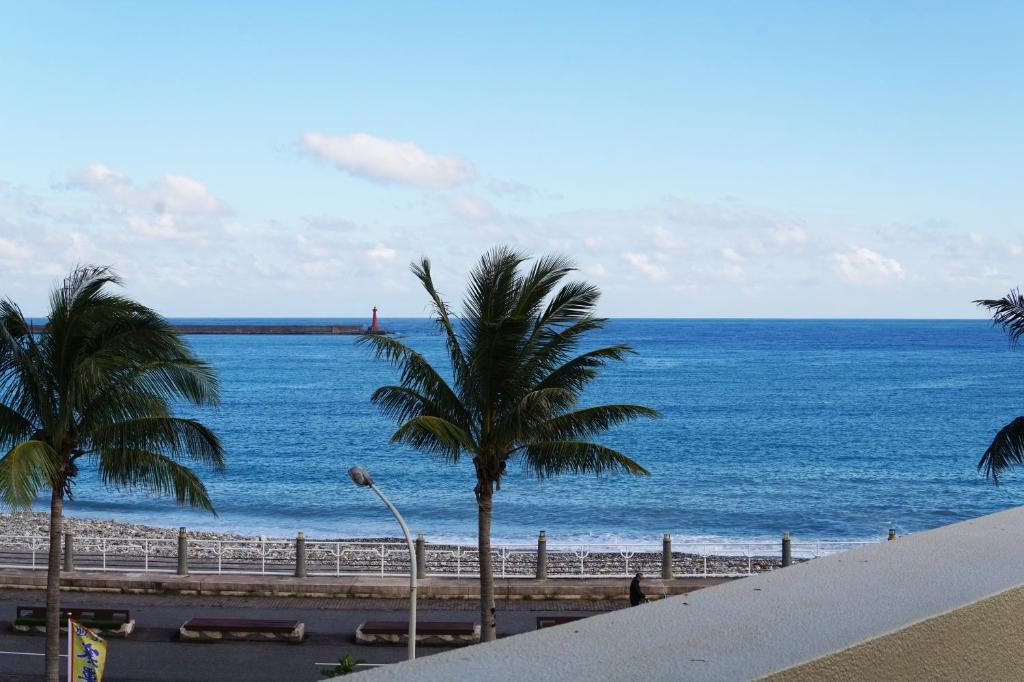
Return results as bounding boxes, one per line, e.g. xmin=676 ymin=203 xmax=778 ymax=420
xmin=358 ymin=247 xmax=659 ymax=641
xmin=0 ymin=266 xmax=223 ymax=682
xmin=976 ymin=289 xmax=1024 ymax=482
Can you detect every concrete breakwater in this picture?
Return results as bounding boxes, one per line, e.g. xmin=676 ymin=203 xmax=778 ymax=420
xmin=172 ymin=324 xmax=366 ymax=335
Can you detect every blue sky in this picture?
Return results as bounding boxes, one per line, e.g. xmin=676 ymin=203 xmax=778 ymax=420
xmin=1 ymin=2 xmax=1021 ymax=317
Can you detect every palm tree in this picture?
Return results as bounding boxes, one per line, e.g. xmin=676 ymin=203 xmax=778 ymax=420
xmin=976 ymin=289 xmax=1024 ymax=482
xmin=0 ymin=266 xmax=223 ymax=682
xmin=358 ymin=247 xmax=659 ymax=641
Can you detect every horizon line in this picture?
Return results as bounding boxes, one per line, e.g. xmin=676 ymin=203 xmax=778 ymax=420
xmin=24 ymin=315 xmax=995 ymax=322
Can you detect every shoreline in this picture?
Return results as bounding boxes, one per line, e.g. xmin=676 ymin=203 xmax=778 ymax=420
xmin=3 ymin=512 xmax=877 ymax=548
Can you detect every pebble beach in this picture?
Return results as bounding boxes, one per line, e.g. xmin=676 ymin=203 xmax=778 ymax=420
xmin=0 ymin=512 xmax=788 ymax=576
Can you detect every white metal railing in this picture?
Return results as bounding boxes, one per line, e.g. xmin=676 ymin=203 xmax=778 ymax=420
xmin=0 ymin=534 xmax=881 ymax=578
xmin=0 ymin=535 xmax=49 ymax=570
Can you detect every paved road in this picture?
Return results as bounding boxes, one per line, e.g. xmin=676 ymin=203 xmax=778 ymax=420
xmin=0 ymin=590 xmax=619 ymax=681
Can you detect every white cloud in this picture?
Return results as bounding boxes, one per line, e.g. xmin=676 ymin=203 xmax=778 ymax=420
xmin=721 ymin=263 xmax=745 ymax=282
xmin=721 ymin=246 xmax=744 ymax=262
xmin=1010 ymin=244 xmax=1023 ymax=257
xmin=623 ymin=252 xmax=668 ymax=280
xmin=0 ymin=237 xmax=32 ymax=259
xmin=649 ymin=225 xmax=684 ymax=250
xmin=302 ymin=132 xmax=475 ymax=188
xmin=125 ymin=214 xmax=183 ymax=240
xmin=303 ymin=215 xmax=358 ymax=232
xmin=153 ymin=175 xmax=225 ymax=214
xmin=367 ymin=244 xmax=396 ymax=262
xmin=444 ymin=194 xmax=496 ymax=221
xmin=5 ymin=173 xmax=1016 ymax=318
xmin=295 ymin=233 xmax=331 ymax=259
xmin=832 ymin=248 xmax=906 ymax=284
xmin=694 ymin=260 xmax=746 ymax=284
xmin=488 ymin=178 xmax=534 ymax=197
xmin=772 ymin=224 xmax=808 ymax=246
xmin=943 ymin=262 xmax=1008 ymax=286
xmin=69 ymin=164 xmax=128 ymax=194
xmin=68 ymin=164 xmax=227 ymax=215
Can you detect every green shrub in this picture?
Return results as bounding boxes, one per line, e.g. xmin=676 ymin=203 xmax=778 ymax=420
xmin=321 ymin=653 xmax=366 ymax=677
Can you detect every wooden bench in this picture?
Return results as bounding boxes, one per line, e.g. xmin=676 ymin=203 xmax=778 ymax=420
xmin=356 ymin=620 xmax=480 ymax=646
xmin=536 ymin=615 xmax=584 ymax=629
xmin=179 ymin=618 xmax=304 ymax=643
xmin=13 ymin=606 xmax=135 ymax=637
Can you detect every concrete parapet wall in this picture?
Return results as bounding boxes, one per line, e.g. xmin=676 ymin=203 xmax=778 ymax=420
xmin=349 ymin=505 xmax=1024 ymax=681
xmin=766 ymin=584 xmax=1024 ymax=681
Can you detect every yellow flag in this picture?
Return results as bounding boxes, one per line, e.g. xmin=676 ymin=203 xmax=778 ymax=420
xmin=68 ymin=618 xmax=107 ymax=682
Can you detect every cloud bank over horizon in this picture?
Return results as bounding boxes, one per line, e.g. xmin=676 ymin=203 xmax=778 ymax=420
xmin=0 ymin=136 xmax=1016 ymax=319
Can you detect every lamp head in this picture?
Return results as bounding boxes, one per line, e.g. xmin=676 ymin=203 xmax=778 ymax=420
xmin=348 ymin=466 xmax=374 ymax=487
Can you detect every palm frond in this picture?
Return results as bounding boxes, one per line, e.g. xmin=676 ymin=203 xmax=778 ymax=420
xmin=0 ymin=440 xmax=59 ymax=508
xmin=978 ymin=416 xmax=1024 ymax=483
xmin=512 ymin=254 xmax=577 ymax=319
xmin=535 ymin=344 xmax=635 ymax=394
xmin=357 ymin=334 xmax=469 ymax=425
xmin=519 ymin=440 xmax=650 ymax=479
xmin=364 ymin=249 xmax=656 ymax=490
xmin=534 ymin=404 xmax=662 ymax=441
xmin=390 ymin=416 xmax=475 ymax=462
xmin=0 ymin=301 xmax=49 ymax=429
xmin=96 ymin=449 xmax=216 ymax=512
xmin=0 ymin=403 xmax=34 ymax=451
xmin=493 ymin=387 xmax=578 ymax=442
xmin=370 ymin=385 xmax=439 ymax=424
xmin=410 ymin=257 xmax=471 ymax=390
xmin=535 ymin=280 xmax=601 ymax=329
xmin=0 ymin=265 xmax=223 ymax=515
xmin=461 ymin=247 xmax=533 ymax=408
xmin=90 ymin=417 xmax=225 ymax=471
xmin=520 ymin=316 xmax=609 ymax=388
xmin=463 ymin=246 xmax=528 ymax=323
xmin=76 ymin=359 xmax=220 ymax=429
xmin=977 ymin=289 xmax=1024 ymax=346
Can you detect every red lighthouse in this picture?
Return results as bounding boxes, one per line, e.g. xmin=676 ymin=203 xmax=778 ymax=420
xmin=368 ymin=306 xmax=381 ymax=333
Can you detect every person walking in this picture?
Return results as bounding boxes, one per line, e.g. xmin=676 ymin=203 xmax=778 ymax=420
xmin=629 ymin=572 xmax=647 ymax=606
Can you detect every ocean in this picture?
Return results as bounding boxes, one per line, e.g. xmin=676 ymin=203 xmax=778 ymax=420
xmin=49 ymin=319 xmax=1024 ymax=545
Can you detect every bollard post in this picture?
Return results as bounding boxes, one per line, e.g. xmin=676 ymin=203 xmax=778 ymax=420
xmin=536 ymin=531 xmax=548 ymax=580
xmin=177 ymin=527 xmax=189 ymax=576
xmin=782 ymin=532 xmax=792 ymax=567
xmin=661 ymin=533 xmax=673 ymax=580
xmin=415 ymin=533 xmax=426 ymax=579
xmin=294 ymin=532 xmax=307 ymax=578
xmin=888 ymin=523 xmax=897 ymax=542
xmin=63 ymin=532 xmax=74 ymax=572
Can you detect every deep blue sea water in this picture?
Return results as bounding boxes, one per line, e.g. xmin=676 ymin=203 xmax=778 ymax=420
xmin=52 ymin=319 xmax=1024 ymax=545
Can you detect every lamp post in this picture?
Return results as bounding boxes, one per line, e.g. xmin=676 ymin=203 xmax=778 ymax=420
xmin=348 ymin=466 xmax=417 ymax=660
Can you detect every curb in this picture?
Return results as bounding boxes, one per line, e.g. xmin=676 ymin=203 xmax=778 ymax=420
xmin=0 ymin=570 xmax=735 ymax=600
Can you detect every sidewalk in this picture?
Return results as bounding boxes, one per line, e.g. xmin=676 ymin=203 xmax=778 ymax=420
xmin=0 ymin=568 xmax=734 ymax=600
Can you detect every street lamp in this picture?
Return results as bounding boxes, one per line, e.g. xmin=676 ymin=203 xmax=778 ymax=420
xmin=347 ymin=466 xmax=417 ymax=660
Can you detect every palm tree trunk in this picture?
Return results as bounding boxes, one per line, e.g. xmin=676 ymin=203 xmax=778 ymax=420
xmin=44 ymin=487 xmax=64 ymax=682
xmin=477 ymin=484 xmax=497 ymax=642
